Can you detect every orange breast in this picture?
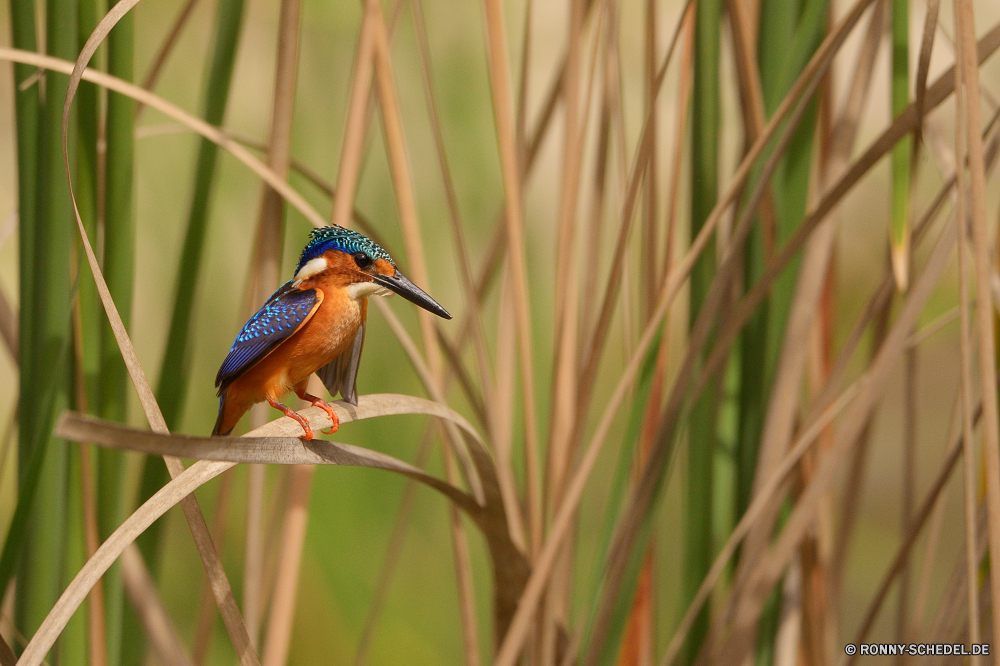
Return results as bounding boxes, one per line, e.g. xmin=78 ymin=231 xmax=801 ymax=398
xmin=225 ymin=284 xmax=367 ymax=407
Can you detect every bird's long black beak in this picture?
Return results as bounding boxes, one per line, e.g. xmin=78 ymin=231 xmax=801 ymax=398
xmin=372 ymin=270 xmax=452 ymax=319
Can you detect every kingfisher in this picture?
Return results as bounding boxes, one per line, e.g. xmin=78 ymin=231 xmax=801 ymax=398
xmin=213 ymin=225 xmax=452 ymax=439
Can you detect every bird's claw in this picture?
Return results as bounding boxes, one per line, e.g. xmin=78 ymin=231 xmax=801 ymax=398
xmin=296 ymin=391 xmax=340 ymax=435
xmin=268 ymin=398 xmax=316 ymax=440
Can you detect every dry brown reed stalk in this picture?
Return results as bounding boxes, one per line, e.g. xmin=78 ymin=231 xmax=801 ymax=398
xmin=366 ymin=3 xmax=484 ymax=657
xmin=120 ymin=545 xmax=192 ymax=666
xmin=641 ymin=0 xmax=658 ymax=319
xmin=845 ymin=398 xmax=985 ymax=659
xmin=956 ymin=90 xmax=982 ymax=661
xmin=579 ymin=3 xmax=613 ymax=343
xmin=542 ymin=0 xmax=589 ymax=657
xmin=661 ymin=4 xmax=695 ymax=287
xmin=953 ymin=0 xmax=1000 ymax=649
xmin=69 ymin=288 xmax=110 ymax=666
xmin=192 ymin=471 xmax=234 ymax=665
xmin=261 ymin=462 xmax=312 ymax=666
xmin=330 ymin=0 xmax=376 ymax=229
xmin=481 ymin=0 xmax=543 ymax=559
xmin=492 ymin=264 xmax=520 ymax=540
xmin=242 ymin=0 xmax=302 ymax=651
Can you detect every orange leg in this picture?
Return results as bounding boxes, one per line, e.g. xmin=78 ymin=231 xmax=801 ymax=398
xmin=295 ymin=389 xmax=340 ymax=434
xmin=268 ymin=398 xmax=315 ymax=440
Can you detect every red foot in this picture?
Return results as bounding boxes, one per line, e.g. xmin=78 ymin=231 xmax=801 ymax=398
xmin=268 ymin=398 xmax=315 ymax=440
xmin=295 ymin=390 xmax=340 ymax=434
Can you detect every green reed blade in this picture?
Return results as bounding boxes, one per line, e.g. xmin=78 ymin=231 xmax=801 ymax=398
xmin=13 ymin=0 xmax=77 ymax=654
xmin=684 ymin=0 xmax=721 ymax=661
xmin=10 ymin=0 xmax=39 ymax=485
xmin=75 ymin=0 xmax=101 ymax=416
xmin=99 ymin=12 xmax=138 ymax=666
xmin=734 ymin=0 xmax=827 ymax=661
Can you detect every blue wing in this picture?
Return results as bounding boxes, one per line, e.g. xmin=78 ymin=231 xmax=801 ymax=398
xmin=215 ymin=280 xmax=322 ymax=392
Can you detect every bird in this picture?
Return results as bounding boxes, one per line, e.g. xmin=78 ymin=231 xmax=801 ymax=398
xmin=213 ymin=225 xmax=452 ymax=439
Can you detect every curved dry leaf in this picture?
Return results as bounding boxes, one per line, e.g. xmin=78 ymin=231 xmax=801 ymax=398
xmin=24 ymin=392 xmax=490 ymax=666
xmin=17 ymin=459 xmax=234 ymax=666
xmin=54 ymin=394 xmax=483 ymax=515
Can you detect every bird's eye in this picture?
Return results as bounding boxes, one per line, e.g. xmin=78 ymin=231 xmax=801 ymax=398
xmin=353 ymin=252 xmax=372 ymax=269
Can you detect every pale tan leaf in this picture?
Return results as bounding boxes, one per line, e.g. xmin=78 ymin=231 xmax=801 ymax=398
xmin=17 ymin=459 xmax=234 ymax=666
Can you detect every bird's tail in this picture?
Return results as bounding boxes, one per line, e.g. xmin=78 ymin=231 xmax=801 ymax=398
xmin=212 ymin=394 xmax=235 ymax=436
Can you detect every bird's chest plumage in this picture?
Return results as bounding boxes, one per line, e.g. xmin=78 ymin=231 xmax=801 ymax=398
xmin=284 ymin=285 xmax=365 ymax=383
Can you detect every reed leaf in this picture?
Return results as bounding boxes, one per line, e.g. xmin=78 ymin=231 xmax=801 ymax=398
xmin=17 ymin=395 xmax=490 ymax=666
xmin=100 ymin=10 xmax=137 ymax=666
xmin=16 ymin=0 xmax=77 ymax=651
xmin=9 ymin=0 xmax=39 ymax=491
xmin=683 ymin=0 xmax=720 ymax=661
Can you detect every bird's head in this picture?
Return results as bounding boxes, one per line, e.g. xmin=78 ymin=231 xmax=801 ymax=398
xmin=293 ymin=225 xmax=452 ymax=319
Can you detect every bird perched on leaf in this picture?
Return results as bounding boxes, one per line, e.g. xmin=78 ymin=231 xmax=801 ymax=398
xmin=213 ymin=225 xmax=452 ymax=439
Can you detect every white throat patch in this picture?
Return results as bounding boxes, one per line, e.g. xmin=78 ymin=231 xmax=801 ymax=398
xmin=294 ymin=256 xmax=328 ymax=281
xmin=347 ymin=281 xmax=394 ymax=300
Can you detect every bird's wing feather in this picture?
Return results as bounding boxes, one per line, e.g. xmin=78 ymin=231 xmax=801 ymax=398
xmin=216 ymin=281 xmax=323 ymax=392
xmin=316 ymin=321 xmax=365 ymax=405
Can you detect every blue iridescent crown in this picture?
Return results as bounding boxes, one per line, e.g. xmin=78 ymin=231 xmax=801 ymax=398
xmin=295 ymin=225 xmax=394 ymax=274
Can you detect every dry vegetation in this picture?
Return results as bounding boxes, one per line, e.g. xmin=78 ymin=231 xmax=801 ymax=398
xmin=2 ymin=0 xmax=1000 ymax=664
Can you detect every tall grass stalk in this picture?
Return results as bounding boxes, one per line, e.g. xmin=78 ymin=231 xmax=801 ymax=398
xmin=683 ymin=0 xmax=720 ymax=661
xmin=98 ymin=11 xmax=136 ymax=666
xmin=13 ymin=0 xmax=77 ymax=658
